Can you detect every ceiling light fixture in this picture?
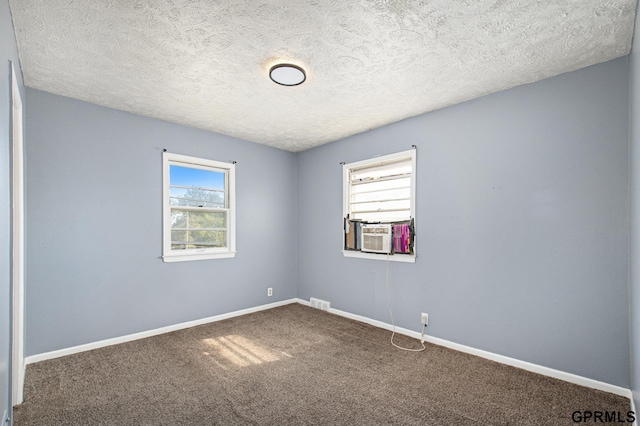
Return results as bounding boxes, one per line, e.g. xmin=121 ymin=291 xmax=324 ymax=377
xmin=269 ymin=64 xmax=306 ymax=86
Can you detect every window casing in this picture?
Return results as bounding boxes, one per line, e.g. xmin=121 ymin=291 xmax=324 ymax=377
xmin=343 ymin=149 xmax=416 ymax=262
xmin=162 ymin=152 xmax=236 ymax=262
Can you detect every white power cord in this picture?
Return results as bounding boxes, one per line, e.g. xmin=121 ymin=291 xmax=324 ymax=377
xmin=385 ymin=254 xmax=426 ymax=352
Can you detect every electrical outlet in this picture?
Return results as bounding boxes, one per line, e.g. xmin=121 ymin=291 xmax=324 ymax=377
xmin=267 ymin=288 xmax=273 ymax=297
xmin=421 ymin=312 xmax=429 ymax=325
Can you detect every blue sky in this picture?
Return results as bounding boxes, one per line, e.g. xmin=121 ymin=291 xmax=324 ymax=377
xmin=170 ymin=165 xmax=224 ymax=190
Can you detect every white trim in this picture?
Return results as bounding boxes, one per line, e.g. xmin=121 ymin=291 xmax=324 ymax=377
xmin=342 ymin=250 xmax=415 ymax=263
xmin=162 ymin=151 xmax=236 ymax=262
xmin=296 ymin=299 xmax=632 ymax=399
xmin=25 ymin=299 xmax=298 ymax=365
xmin=162 ymin=251 xmax=237 ymax=262
xmin=631 ymin=396 xmax=637 ymax=426
xmin=10 ymin=62 xmax=25 ymax=406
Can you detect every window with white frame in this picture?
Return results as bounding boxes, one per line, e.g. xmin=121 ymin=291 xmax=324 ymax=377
xmin=162 ymin=152 xmax=236 ymax=262
xmin=343 ymin=149 xmax=416 ymax=262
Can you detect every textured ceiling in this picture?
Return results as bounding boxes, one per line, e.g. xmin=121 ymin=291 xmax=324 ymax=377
xmin=9 ymin=0 xmax=638 ymax=152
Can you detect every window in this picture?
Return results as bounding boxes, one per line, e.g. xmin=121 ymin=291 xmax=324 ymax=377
xmin=343 ymin=149 xmax=416 ymax=262
xmin=162 ymin=152 xmax=236 ymax=262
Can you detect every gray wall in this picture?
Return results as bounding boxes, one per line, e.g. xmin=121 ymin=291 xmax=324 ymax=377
xmin=298 ymin=58 xmax=630 ymax=387
xmin=24 ymin=89 xmax=297 ymax=357
xmin=0 ymin=0 xmax=23 ymax=419
xmin=629 ymin=3 xmax=640 ymax=410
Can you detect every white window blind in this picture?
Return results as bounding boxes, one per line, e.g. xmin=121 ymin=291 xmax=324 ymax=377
xmin=347 ymin=156 xmax=413 ymax=222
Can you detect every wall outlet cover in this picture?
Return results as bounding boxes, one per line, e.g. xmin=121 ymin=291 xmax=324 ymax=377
xmin=421 ymin=312 xmax=429 ymax=325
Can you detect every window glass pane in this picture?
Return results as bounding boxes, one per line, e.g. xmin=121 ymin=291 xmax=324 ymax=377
xmin=170 ymin=165 xmax=224 ymax=189
xmin=170 ymin=165 xmax=226 ymax=208
xmin=189 ymin=230 xmax=226 ymax=248
xmin=170 ymin=187 xmax=224 ymax=208
xmin=171 ymin=230 xmax=187 ymax=243
xmin=171 ymin=210 xmax=187 ymax=228
xmin=171 ymin=210 xmax=226 ymax=230
xmin=171 ymin=229 xmax=226 ymax=249
xmin=189 ymin=211 xmax=226 ymax=229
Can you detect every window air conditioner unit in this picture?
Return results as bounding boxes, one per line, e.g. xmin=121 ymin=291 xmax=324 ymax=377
xmin=361 ymin=224 xmax=392 ymax=254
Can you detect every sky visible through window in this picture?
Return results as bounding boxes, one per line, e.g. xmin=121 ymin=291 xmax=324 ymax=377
xmin=170 ymin=165 xmax=224 ymax=190
xmin=170 ymin=164 xmax=226 ymax=209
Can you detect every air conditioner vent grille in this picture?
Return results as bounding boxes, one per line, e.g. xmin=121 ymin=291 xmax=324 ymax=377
xmin=361 ymin=224 xmax=392 ymax=254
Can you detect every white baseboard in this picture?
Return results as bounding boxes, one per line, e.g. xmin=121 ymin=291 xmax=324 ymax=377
xmin=25 ymin=299 xmax=299 ymax=365
xmin=296 ymin=298 xmax=633 ymax=400
xmin=25 ymin=297 xmax=634 ymax=402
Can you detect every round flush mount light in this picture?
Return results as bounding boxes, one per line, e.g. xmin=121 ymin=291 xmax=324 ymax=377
xmin=269 ymin=64 xmax=306 ymax=86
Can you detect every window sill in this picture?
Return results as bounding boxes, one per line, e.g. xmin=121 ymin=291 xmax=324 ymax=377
xmin=163 ymin=251 xmax=236 ymax=263
xmin=342 ymin=250 xmax=415 ymax=263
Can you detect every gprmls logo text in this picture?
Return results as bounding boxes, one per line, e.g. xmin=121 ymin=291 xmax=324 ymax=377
xmin=572 ymin=411 xmax=635 ymax=423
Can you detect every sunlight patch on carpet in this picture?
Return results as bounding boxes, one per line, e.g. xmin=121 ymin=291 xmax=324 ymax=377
xmin=202 ymin=335 xmax=281 ymax=367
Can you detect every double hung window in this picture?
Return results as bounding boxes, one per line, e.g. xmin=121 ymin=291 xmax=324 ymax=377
xmin=162 ymin=152 xmax=236 ymax=262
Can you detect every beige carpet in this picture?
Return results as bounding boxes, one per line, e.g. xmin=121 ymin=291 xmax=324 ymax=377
xmin=14 ymin=303 xmax=630 ymax=425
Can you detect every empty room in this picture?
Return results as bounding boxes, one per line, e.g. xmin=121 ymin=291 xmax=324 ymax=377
xmin=2 ymin=0 xmax=640 ymax=424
